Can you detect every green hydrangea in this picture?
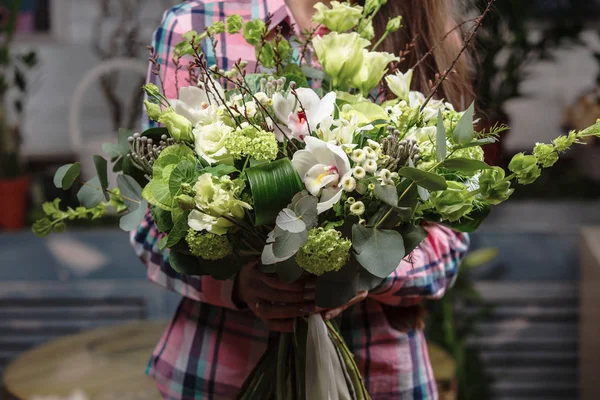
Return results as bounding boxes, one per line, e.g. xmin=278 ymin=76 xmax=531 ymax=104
xmin=224 ymin=125 xmax=278 ymax=161
xmin=508 ymin=153 xmax=541 ymax=185
xmin=227 ymin=15 xmax=244 ymax=34
xmin=478 ymin=167 xmax=514 ymax=205
xmin=186 ymin=229 xmax=233 ymax=260
xmin=243 ymin=19 xmax=266 ymax=46
xmin=552 ymin=131 xmax=578 ymax=152
xmin=295 ymin=228 xmax=352 ymax=276
xmin=430 ymin=181 xmax=474 ymax=222
xmin=533 ymin=143 xmax=559 ymax=168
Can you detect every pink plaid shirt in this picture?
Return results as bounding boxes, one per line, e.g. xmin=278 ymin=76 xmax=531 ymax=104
xmin=132 ymin=1 xmax=469 ymax=399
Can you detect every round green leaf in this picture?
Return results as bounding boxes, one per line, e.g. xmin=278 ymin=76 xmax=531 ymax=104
xmin=276 ymin=208 xmax=306 ymax=233
xmin=53 ymin=163 xmax=81 ymax=190
xmin=398 ymin=167 xmax=448 ymax=191
xmin=272 ymin=230 xmax=309 ymax=259
xmin=352 ymin=225 xmax=405 ymax=279
xmin=169 ymin=160 xmax=197 ymax=196
xmin=77 ymin=177 xmax=105 ymax=208
xmin=93 ymin=155 xmax=109 ymax=200
xmin=119 ymin=199 xmax=148 ymax=231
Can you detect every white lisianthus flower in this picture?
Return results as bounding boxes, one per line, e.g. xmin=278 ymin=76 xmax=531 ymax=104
xmin=272 ymin=88 xmax=336 ymax=142
xmin=312 ymin=32 xmax=371 ymax=86
xmin=193 ymin=174 xmax=251 ymax=219
xmin=312 ymin=1 xmax=363 ymax=33
xmin=351 ymin=50 xmax=399 ymax=96
xmin=422 ymin=107 xmax=438 ymax=123
xmin=385 ymin=69 xmax=413 ymax=101
xmin=350 ymin=201 xmax=365 ymax=216
xmin=341 ymin=175 xmax=357 ymax=192
xmin=363 ymin=159 xmax=378 ymax=173
xmin=291 ymin=136 xmax=351 ymax=213
xmin=351 ymin=149 xmax=366 ymax=163
xmin=353 ymin=166 xmax=366 ymax=179
xmin=188 ymin=210 xmax=234 ymax=235
xmin=408 ymin=91 xmax=426 ymax=108
xmin=169 ymin=84 xmax=225 ymax=125
xmin=193 ymin=121 xmax=234 ymax=165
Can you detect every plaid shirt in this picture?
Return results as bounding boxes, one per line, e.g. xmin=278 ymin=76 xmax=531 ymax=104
xmin=132 ymin=1 xmax=470 ymax=399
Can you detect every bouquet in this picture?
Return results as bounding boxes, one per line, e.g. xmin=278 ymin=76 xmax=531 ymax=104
xmin=33 ymin=1 xmax=600 ymax=398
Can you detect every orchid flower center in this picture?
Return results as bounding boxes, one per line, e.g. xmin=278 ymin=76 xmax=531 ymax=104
xmin=305 ymin=164 xmax=340 ymax=197
xmin=296 ymin=109 xmax=307 ymax=124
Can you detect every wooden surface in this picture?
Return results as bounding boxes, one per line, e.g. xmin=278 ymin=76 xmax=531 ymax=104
xmin=3 ymin=321 xmax=167 ymax=400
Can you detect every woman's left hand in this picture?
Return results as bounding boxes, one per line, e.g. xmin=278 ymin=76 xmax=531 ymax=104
xmin=317 ymin=290 xmax=368 ymax=321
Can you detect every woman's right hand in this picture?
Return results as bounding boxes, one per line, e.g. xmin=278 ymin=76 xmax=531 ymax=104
xmin=234 ymin=261 xmax=315 ymax=332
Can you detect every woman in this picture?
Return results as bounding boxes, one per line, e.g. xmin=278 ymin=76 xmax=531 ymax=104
xmin=132 ymin=0 xmax=471 ymax=398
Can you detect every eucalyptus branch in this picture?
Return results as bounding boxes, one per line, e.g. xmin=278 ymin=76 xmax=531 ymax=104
xmin=421 ymin=0 xmax=497 ymax=110
xmin=75 ymin=179 xmax=141 ymax=204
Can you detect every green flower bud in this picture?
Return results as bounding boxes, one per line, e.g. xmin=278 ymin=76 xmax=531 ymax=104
xmin=53 ymin=222 xmax=67 ymax=234
xmin=144 ymin=100 xmax=163 ymax=121
xmin=175 ymin=194 xmax=195 ymax=210
xmin=431 ymin=181 xmax=474 ymax=222
xmin=295 ymin=228 xmax=352 ymax=276
xmin=312 ymin=1 xmax=363 ymax=33
xmin=208 ymin=21 xmax=226 ymax=35
xmin=386 ymin=16 xmax=403 ymax=33
xmin=552 ymin=131 xmax=577 ymax=152
xmin=158 ymin=111 xmax=194 ymax=142
xmin=227 ymin=15 xmax=244 ymax=34
xmin=186 ymin=229 xmax=233 ymax=260
xmin=32 ymin=218 xmax=53 ymax=238
xmin=533 ymin=143 xmax=559 ymax=168
xmin=479 ymin=167 xmax=514 ymax=205
xmin=357 ymin=19 xmax=375 ymax=41
xmin=143 ymin=83 xmax=160 ymax=98
xmin=508 ymin=153 xmax=541 ymax=185
xmin=243 ymin=19 xmax=266 ymax=46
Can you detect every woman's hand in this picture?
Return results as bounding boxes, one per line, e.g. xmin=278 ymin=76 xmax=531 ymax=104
xmin=234 ymin=261 xmax=316 ymax=333
xmin=317 ymin=291 xmax=368 ymax=321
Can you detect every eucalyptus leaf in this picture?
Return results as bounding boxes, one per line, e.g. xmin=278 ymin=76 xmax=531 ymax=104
xmin=417 ymin=185 xmax=430 ymax=201
xmin=272 ymin=230 xmax=309 ymax=259
xmin=453 ymin=102 xmax=475 ymax=145
xmin=293 ymin=195 xmax=318 ymax=228
xmin=398 ymin=167 xmax=447 ymax=191
xmin=53 ymin=163 xmax=81 ymax=190
xmin=276 ymin=257 xmax=305 ymax=284
xmin=77 ymin=177 xmax=105 ymax=208
xmin=276 ymin=208 xmax=306 ymax=233
xmin=262 ymin=243 xmax=291 ymax=265
xmin=374 ymin=184 xmax=398 ymax=207
xmin=117 ymin=174 xmax=143 ymax=211
xmin=358 ymin=268 xmax=385 ymax=292
xmin=440 ymin=158 xmax=491 ymax=173
xmin=315 ymin=260 xmax=360 ymax=308
xmin=282 ymin=73 xmax=309 ymax=89
xmin=353 ymin=225 xmax=405 ymax=278
xmin=397 ymin=224 xmax=428 ymax=254
xmin=93 ymin=155 xmax=110 ymax=200
xmin=201 ymin=253 xmax=245 ymax=280
xmin=436 ymin=110 xmax=447 ymax=162
xmin=119 ymin=199 xmax=148 ymax=231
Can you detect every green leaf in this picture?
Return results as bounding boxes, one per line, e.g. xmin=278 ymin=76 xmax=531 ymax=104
xmin=397 ymin=179 xmax=419 ymax=208
xmin=282 ymin=74 xmax=309 ymax=89
xmin=201 ymin=253 xmax=245 ymax=280
xmin=301 ymin=66 xmax=327 ymax=80
xmin=93 ymin=155 xmax=109 ymax=200
xmin=32 ymin=218 xmax=53 ymax=238
xmin=53 ymin=163 xmax=81 ymax=190
xmin=244 ymin=73 xmax=268 ymax=92
xmin=374 ymin=184 xmax=398 ymax=207
xmin=443 ymin=205 xmax=491 ymax=233
xmin=275 ymin=209 xmax=306 ymax=233
xmin=351 ymin=102 xmax=388 ymax=121
xmin=353 ymin=225 xmax=405 ymax=278
xmin=152 ymin=155 xmax=180 ymax=181
xmin=158 ymin=235 xmax=169 ymax=251
xmin=417 ymin=186 xmax=430 ymax=201
xmin=151 ymin=206 xmax=174 ymax=232
xmin=453 ymin=102 xmax=475 ymax=145
xmin=142 ymin=180 xmax=174 ymax=211
xmin=169 ymin=249 xmax=205 ymax=275
xmin=397 ymin=224 xmax=428 ymax=255
xmin=202 ymin=164 xmax=238 ymax=177
xmin=276 ymin=258 xmax=305 ymax=284
xmin=454 ymin=137 xmax=496 ymax=150
xmin=272 ymin=230 xmax=309 ymax=259
xmin=165 ymin=208 xmax=191 ymax=248
xmin=436 ymin=110 xmax=447 ymax=162
xmin=440 ymin=158 xmax=491 ymax=173
xmin=292 ymin=195 xmax=318 ymax=228
xmin=315 ymin=260 xmax=360 ymax=308
xmin=246 ymin=158 xmax=304 ymax=226
xmin=398 ymin=167 xmax=448 ymax=191
xmin=169 ymin=160 xmax=197 ymax=196
xmin=119 ymin=199 xmax=148 ymax=231
xmin=117 ymin=174 xmax=143 ymax=210
xmin=77 ymin=177 xmax=106 ymax=208
xmin=158 ymin=143 xmax=195 ymax=162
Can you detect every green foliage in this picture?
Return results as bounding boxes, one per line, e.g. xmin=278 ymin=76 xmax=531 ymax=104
xmin=32 ymin=198 xmax=107 ymax=237
xmin=352 ymin=224 xmax=405 ymax=278
xmin=440 ymin=158 xmax=491 ymax=173
xmin=186 ymin=229 xmax=233 ymax=260
xmin=53 ymin=163 xmax=81 ymax=190
xmin=508 ymin=153 xmax=541 ymax=185
xmin=116 ymin=174 xmax=147 ymax=231
xmin=77 ymin=177 xmax=106 ymax=208
xmin=243 ymin=19 xmax=266 ymax=46
xmin=398 ymin=167 xmax=448 ymax=191
xmin=452 ymin=103 xmax=475 ymax=145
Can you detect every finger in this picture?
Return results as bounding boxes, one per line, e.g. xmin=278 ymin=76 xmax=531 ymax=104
xmin=259 ymin=273 xmax=307 ymax=292
xmin=265 ymin=319 xmax=295 ymax=333
xmin=253 ymin=281 xmax=315 ymax=303
xmin=255 ymin=300 xmax=315 ymax=319
xmin=323 ymin=291 xmax=368 ymax=321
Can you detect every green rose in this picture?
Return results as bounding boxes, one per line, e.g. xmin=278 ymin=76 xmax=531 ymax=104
xmin=227 ymin=15 xmax=244 ymax=34
xmin=431 ymin=181 xmax=474 ymax=222
xmin=533 ymin=143 xmax=559 ymax=168
xmin=158 ymin=111 xmax=194 ymax=142
xmin=144 ymin=100 xmax=163 ymax=121
xmin=193 ymin=121 xmax=234 ymax=165
xmin=312 ymin=32 xmax=371 ymax=86
xmin=479 ymin=167 xmax=514 ymax=205
xmin=350 ymin=50 xmax=399 ymax=96
xmin=312 ymin=1 xmax=363 ymax=33
xmin=552 ymin=131 xmax=577 ymax=152
xmin=243 ymin=19 xmax=266 ymax=46
xmin=508 ymin=153 xmax=541 ymax=185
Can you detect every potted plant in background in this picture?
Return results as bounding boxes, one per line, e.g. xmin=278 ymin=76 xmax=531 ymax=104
xmin=0 ymin=0 xmax=38 ymax=230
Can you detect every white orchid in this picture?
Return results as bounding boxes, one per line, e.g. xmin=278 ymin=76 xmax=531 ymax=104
xmin=317 ymin=115 xmax=371 ymax=147
xmin=272 ymin=88 xmax=337 ymax=141
xmin=292 ymin=136 xmax=351 ymax=213
xmin=386 ymin=69 xmax=413 ymax=101
xmin=170 ymin=83 xmax=225 ymax=125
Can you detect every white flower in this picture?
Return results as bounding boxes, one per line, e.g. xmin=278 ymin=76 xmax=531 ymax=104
xmin=353 ymin=166 xmax=366 ymax=179
xmin=350 ymin=201 xmax=365 ymax=216
xmin=317 ymin=115 xmax=363 ymax=146
xmin=408 ymin=91 xmax=426 ymax=108
xmin=422 ymin=107 xmax=438 ymax=122
xmin=364 ymin=146 xmax=378 ymax=160
xmin=170 ymin=84 xmax=224 ymax=125
xmin=291 ymin=136 xmax=351 ymax=213
xmin=363 ymin=159 xmax=378 ymax=173
xmin=188 ymin=210 xmax=234 ymax=235
xmin=254 ymin=92 xmax=272 ymax=107
xmin=379 ymin=169 xmax=392 ymax=181
xmin=391 ymin=172 xmax=399 ymax=179
xmin=367 ymin=139 xmax=380 ymax=150
xmin=241 ymin=101 xmax=258 ymax=118
xmin=385 ymin=69 xmax=413 ymax=101
xmin=272 ymin=88 xmax=336 ymax=142
xmin=351 ymin=149 xmax=366 ymax=163
xmin=341 ymin=175 xmax=357 ymax=192
xmin=193 ymin=121 xmax=233 ymax=164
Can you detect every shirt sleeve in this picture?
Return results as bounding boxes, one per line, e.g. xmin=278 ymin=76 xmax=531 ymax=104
xmin=368 ymin=225 xmax=469 ymax=307
xmin=132 ymin=7 xmax=243 ymax=311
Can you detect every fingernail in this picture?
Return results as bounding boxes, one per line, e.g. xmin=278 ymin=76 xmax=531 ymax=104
xmin=325 ymin=313 xmax=333 ymax=321
xmin=304 ymin=282 xmax=316 ymax=290
xmin=303 ymin=291 xmax=315 ymax=301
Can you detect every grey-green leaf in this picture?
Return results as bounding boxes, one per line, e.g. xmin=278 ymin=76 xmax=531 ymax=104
xmin=453 ymin=102 xmax=475 ymax=145
xmin=272 ymin=230 xmax=309 ymax=259
xmin=440 ymin=158 xmax=491 ymax=173
xmin=436 ymin=110 xmax=447 ymax=162
xmin=374 ymin=184 xmax=398 ymax=207
xmin=276 ymin=208 xmax=306 ymax=233
xmin=398 ymin=167 xmax=447 ymax=191
xmin=77 ymin=177 xmax=105 ymax=208
xmin=293 ymin=195 xmax=318 ymax=228
xmin=117 ymin=174 xmax=143 ymax=211
xmin=53 ymin=163 xmax=81 ymax=190
xmin=93 ymin=155 xmax=109 ymax=200
xmin=352 ymin=225 xmax=405 ymax=278
xmin=276 ymin=258 xmax=305 ymax=284
xmin=417 ymin=186 xmax=430 ymax=201
xmin=119 ymin=199 xmax=148 ymax=231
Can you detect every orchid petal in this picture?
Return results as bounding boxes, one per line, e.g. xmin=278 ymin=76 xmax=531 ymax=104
xmin=291 ymin=150 xmax=319 ymax=178
xmin=317 ymin=187 xmax=343 ymax=214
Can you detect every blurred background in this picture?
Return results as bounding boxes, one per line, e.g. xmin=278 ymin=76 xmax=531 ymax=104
xmin=0 ymin=0 xmax=599 ymax=399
